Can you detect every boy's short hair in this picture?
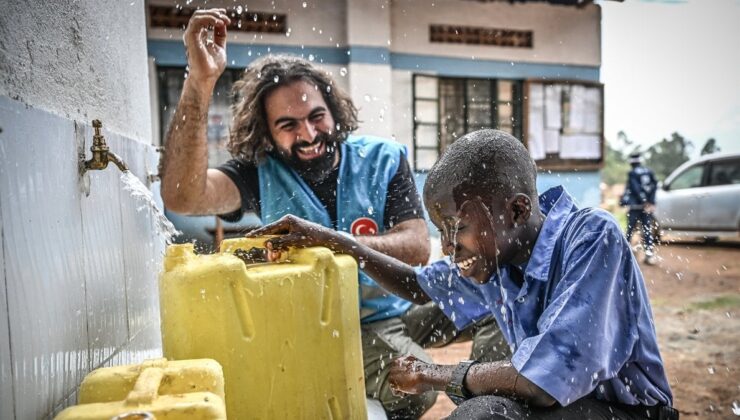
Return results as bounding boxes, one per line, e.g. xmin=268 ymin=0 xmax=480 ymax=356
xmin=424 ymin=129 xmax=538 ymax=205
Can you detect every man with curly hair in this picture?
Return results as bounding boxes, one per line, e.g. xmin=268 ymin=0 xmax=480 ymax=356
xmin=160 ymin=9 xmax=507 ymax=419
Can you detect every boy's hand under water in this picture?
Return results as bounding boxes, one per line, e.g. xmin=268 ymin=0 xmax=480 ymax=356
xmin=246 ymin=214 xmax=345 ymax=261
xmin=388 ymin=355 xmax=435 ymax=396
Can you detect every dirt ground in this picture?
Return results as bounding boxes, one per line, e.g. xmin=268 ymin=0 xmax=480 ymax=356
xmin=421 ymin=240 xmax=740 ymax=419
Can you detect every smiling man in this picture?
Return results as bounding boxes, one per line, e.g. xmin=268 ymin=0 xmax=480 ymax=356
xmin=160 ymin=9 xmax=512 ymax=418
xmin=254 ymin=129 xmax=677 ymax=419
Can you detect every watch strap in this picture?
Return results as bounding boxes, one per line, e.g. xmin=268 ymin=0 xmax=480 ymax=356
xmin=445 ymin=360 xmax=478 ymax=405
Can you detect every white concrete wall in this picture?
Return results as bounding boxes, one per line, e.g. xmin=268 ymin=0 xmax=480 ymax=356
xmin=0 ymin=1 xmax=164 ymax=418
xmin=147 ymin=0 xmax=347 ymax=47
xmin=390 ymin=0 xmax=601 ymax=67
xmin=390 ymin=69 xmax=416 ymax=157
xmin=347 ymin=0 xmax=392 ymax=47
xmin=350 ymin=63 xmax=395 ymax=139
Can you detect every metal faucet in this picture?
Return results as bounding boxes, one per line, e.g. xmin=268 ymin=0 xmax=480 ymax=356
xmin=83 ymin=119 xmax=128 ymax=172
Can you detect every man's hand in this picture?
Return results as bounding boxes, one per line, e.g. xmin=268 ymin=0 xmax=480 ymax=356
xmin=644 ymin=203 xmax=656 ymax=214
xmin=388 ymin=355 xmax=435 ymax=396
xmin=247 ymin=216 xmax=431 ymax=304
xmin=183 ymin=9 xmax=231 ymax=87
xmin=246 ymin=215 xmax=347 ymax=261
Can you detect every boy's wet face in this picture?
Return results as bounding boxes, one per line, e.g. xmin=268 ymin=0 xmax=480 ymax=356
xmin=428 ymin=191 xmax=502 ymax=284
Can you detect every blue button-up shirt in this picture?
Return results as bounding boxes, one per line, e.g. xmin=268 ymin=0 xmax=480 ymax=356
xmin=416 ymin=186 xmax=672 ymax=407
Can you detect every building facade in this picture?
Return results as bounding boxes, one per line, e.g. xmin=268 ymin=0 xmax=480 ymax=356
xmin=147 ymin=0 xmax=604 ymax=243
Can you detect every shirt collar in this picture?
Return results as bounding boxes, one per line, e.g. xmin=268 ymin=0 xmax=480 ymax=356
xmin=523 ymin=186 xmax=577 ymax=282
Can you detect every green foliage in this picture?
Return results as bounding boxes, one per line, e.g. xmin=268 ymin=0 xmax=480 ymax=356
xmin=602 ymin=130 xmax=637 ymax=186
xmin=604 ymin=131 xmax=720 ymax=184
xmin=643 ymin=132 xmax=693 ymax=181
xmin=602 ymin=141 xmax=632 ymax=185
xmin=687 ymin=294 xmax=740 ymax=311
xmin=700 ymin=138 xmax=721 ymax=156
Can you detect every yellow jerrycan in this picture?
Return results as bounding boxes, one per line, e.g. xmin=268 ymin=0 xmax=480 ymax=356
xmin=55 ymin=358 xmax=226 ymax=419
xmin=159 ymin=237 xmax=367 ymax=420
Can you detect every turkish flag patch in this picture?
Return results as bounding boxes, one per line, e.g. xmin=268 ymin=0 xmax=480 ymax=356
xmin=350 ymin=217 xmax=379 ymax=235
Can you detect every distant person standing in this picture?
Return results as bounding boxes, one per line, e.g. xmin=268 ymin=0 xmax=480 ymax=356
xmin=620 ymin=152 xmax=659 ymax=265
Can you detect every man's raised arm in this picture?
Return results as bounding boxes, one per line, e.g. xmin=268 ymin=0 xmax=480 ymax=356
xmin=160 ymin=9 xmax=241 ymax=216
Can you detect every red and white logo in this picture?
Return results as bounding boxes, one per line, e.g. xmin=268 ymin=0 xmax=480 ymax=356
xmin=350 ymin=217 xmax=378 ymax=235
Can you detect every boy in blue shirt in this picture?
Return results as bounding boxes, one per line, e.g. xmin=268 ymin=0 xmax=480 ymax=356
xmin=251 ymin=129 xmax=676 ymax=419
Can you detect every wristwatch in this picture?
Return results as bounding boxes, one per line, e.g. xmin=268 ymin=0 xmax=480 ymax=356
xmin=445 ymin=360 xmax=479 ymax=405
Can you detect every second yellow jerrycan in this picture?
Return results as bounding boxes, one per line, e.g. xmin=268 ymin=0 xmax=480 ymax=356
xmin=159 ymin=237 xmax=367 ymax=420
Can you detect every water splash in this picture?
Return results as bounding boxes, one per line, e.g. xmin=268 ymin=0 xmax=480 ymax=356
xmin=120 ymin=171 xmax=180 ymax=244
xmin=446 ymin=218 xmax=461 ymax=284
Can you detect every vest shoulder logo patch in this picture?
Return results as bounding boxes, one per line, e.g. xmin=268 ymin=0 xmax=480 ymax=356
xmin=351 ymin=217 xmax=378 ymax=235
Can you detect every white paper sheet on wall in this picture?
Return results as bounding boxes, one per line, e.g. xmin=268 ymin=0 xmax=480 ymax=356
xmin=527 ymin=84 xmax=546 ymax=160
xmin=559 ymin=134 xmax=601 ymax=159
xmin=545 ymin=129 xmax=560 ymax=154
xmin=544 ymin=85 xmax=562 ymax=130
xmin=566 ymin=85 xmax=586 ymax=132
xmin=584 ymin=87 xmax=602 ymax=134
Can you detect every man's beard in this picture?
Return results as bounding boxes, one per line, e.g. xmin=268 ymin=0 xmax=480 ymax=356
xmin=275 ymin=131 xmax=341 ymax=183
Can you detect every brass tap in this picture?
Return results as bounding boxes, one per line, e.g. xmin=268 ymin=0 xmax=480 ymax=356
xmin=146 ymin=146 xmax=165 ymax=185
xmin=83 ymin=119 xmax=129 ymax=172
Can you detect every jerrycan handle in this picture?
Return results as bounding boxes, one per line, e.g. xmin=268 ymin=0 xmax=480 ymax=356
xmin=112 ymin=412 xmax=155 ymax=420
xmin=124 ymin=367 xmax=164 ymax=406
xmin=220 ymin=236 xmax=289 ymax=263
xmin=233 ymin=247 xmax=269 ymax=263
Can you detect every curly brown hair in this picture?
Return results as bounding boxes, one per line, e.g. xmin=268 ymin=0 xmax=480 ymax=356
xmin=228 ymin=55 xmax=359 ymax=164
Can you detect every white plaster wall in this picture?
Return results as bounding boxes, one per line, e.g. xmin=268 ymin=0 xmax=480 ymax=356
xmin=390 ymin=0 xmax=601 ymax=67
xmin=0 ymin=0 xmax=152 ymax=142
xmin=390 ymin=69 xmax=415 ymax=157
xmin=347 ymin=0 xmax=392 ymax=47
xmin=350 ymin=63 xmax=394 ymax=139
xmin=0 ymin=1 xmax=165 ymax=418
xmin=147 ymin=0 xmax=347 ymax=48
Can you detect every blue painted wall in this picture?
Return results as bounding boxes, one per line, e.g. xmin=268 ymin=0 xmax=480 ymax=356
xmin=148 ymin=40 xmax=599 ymax=82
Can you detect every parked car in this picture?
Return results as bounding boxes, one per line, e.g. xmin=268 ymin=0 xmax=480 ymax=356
xmin=654 ymin=152 xmax=740 ymax=241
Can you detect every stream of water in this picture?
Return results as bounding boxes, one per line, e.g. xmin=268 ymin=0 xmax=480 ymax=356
xmin=120 ymin=171 xmax=180 ymax=244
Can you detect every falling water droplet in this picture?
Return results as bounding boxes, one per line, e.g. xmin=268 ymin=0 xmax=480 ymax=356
xmin=339 ymin=67 xmax=347 ymax=76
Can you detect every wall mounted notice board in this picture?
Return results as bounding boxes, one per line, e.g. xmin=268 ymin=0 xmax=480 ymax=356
xmin=524 ymin=80 xmax=604 ymax=171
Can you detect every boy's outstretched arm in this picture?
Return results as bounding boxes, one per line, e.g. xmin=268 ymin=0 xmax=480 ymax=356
xmin=390 ymin=355 xmax=556 ymax=407
xmin=245 ymin=214 xmax=431 ymax=305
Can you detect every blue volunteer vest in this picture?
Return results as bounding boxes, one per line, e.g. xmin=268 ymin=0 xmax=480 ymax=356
xmin=258 ymin=135 xmax=413 ymax=323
